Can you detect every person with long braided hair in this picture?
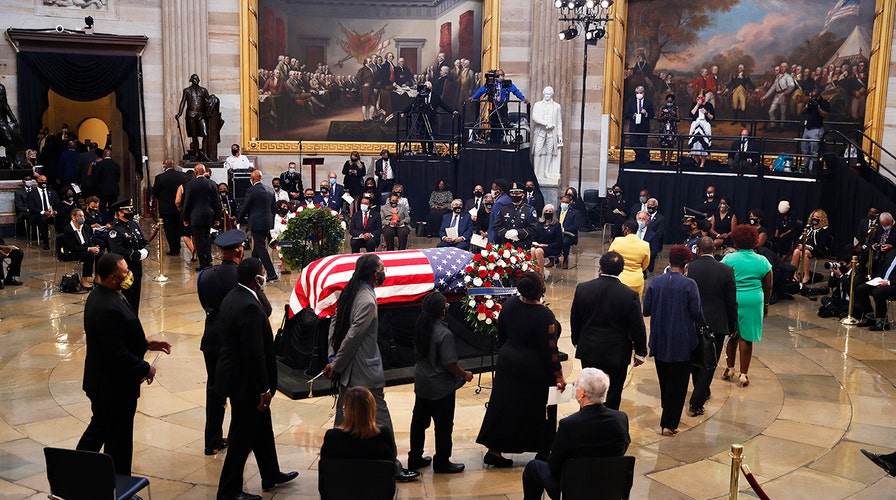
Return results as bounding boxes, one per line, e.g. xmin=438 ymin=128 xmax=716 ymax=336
xmin=408 ymin=292 xmax=473 ymax=473
xmin=322 ymin=253 xmax=420 ymax=482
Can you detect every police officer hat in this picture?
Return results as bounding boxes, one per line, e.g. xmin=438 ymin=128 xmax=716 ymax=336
xmin=110 ymin=199 xmax=134 ymax=213
xmin=508 ymin=182 xmax=525 ymax=194
xmin=682 ymin=206 xmax=705 ymax=223
xmin=214 ymin=229 xmax=247 ymax=250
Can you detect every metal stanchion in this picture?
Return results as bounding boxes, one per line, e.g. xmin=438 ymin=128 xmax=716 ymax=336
xmin=729 ymin=444 xmax=743 ymax=499
xmin=841 ymin=255 xmax=860 ymax=325
xmin=152 ymin=217 xmax=170 ymax=283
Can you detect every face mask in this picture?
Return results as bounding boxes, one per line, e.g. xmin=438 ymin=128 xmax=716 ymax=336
xmin=639 ymin=196 xmax=647 ymax=204
xmin=360 ymin=204 xmax=369 ymax=213
xmin=119 ymin=270 xmax=134 ymax=290
xmin=66 ymin=195 xmax=75 ymax=201
xmin=883 ymin=225 xmax=893 ymax=232
xmin=719 ymin=204 xmax=728 ymax=211
xmin=613 ymin=190 xmax=621 ymax=196
xmin=811 ymin=218 xmax=820 ymax=225
xmin=328 ymin=178 xmax=336 ymax=184
xmin=39 ymin=182 xmax=48 ymax=189
xmin=374 ymin=270 xmax=386 ymax=286
xmin=24 ymin=180 xmax=34 ymax=187
xmin=566 ymin=193 xmax=575 ymax=199
xmin=636 ymin=93 xmax=644 ymax=100
xmin=392 ymin=191 xmax=402 ymax=197
xmin=666 ymin=102 xmax=674 ymax=107
xmin=706 ymin=192 xmax=714 ymax=198
xmin=560 ymin=202 xmax=569 ymax=210
xmin=682 ymin=223 xmax=693 ymax=232
xmin=526 ymin=186 xmax=535 ymax=193
xmin=255 ymin=274 xmax=266 ymax=291
xmin=277 ymin=208 xmax=289 ymax=216
xmin=122 ymin=212 xmax=135 ymax=221
xmin=305 ymin=197 xmax=314 ymax=203
xmin=75 ymin=216 xmax=85 ymax=224
xmin=647 ymin=206 xmax=657 ymax=214
xmin=288 ymin=167 xmax=296 ymax=173
xmin=88 ymin=208 xmax=98 ymax=214
xmin=438 ymin=185 xmax=445 ymax=191
xmin=749 ymin=218 xmax=758 ymax=225
xmin=273 ymin=185 xmax=281 ymax=191
xmin=509 ymin=194 xmax=523 ymax=203
xmin=320 ymin=188 xmax=328 ymax=194
xmin=390 ymin=202 xmax=398 ymax=208
xmin=484 ymin=202 xmax=494 ymax=209
xmin=544 ymin=212 xmax=554 ymax=220
xmin=366 ymin=186 xmax=375 ymax=192
xmin=638 ymin=220 xmax=647 ymax=229
xmin=473 ymin=190 xmax=483 ymax=197
xmin=232 ymin=149 xmax=239 ymax=155
xmin=452 ymin=207 xmax=462 ymax=214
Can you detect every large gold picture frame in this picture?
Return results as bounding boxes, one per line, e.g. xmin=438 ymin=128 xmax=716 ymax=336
xmin=601 ymin=0 xmax=894 ymax=158
xmin=239 ymin=0 xmax=502 ymax=156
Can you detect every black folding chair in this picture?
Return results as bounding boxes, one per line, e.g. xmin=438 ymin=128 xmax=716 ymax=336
xmin=560 ymin=455 xmax=636 ymax=500
xmin=318 ymin=458 xmax=396 ymax=499
xmin=44 ymin=447 xmax=151 ymax=500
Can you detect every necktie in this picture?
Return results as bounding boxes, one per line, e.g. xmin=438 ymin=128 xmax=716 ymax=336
xmin=363 ymin=213 xmax=368 ymax=228
xmin=560 ymin=210 xmax=567 ymax=226
xmin=881 ymin=229 xmax=890 ymax=246
xmin=41 ymin=189 xmax=50 ymax=212
xmin=637 ymin=100 xmax=642 ymax=114
xmin=741 ymin=138 xmax=747 ymax=152
xmin=451 ymin=215 xmax=458 ymax=228
xmin=638 ymin=229 xmax=644 ymax=240
xmin=885 ymin=254 xmax=896 ymax=280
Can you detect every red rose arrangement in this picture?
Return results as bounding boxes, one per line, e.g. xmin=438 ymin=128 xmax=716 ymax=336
xmin=462 ymin=243 xmax=533 ymax=336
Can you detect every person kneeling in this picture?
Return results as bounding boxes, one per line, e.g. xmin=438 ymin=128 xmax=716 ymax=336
xmin=521 ymin=368 xmax=631 ymax=500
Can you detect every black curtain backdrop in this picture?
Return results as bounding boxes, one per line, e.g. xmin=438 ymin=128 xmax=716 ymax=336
xmin=16 ymin=52 xmax=142 ymax=171
xmin=394 ymin=148 xmax=537 ymax=222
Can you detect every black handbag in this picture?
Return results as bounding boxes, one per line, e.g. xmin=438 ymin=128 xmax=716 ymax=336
xmin=692 ymin=320 xmax=717 ymax=370
xmin=59 ymin=273 xmax=84 ymax=294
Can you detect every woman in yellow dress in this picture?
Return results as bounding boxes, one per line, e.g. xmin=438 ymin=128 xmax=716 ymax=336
xmin=608 ymin=219 xmax=651 ymax=296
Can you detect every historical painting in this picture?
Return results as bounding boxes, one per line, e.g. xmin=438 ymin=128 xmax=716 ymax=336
xmin=622 ymin=0 xmax=875 ymax=138
xmin=256 ymin=0 xmax=484 ymax=143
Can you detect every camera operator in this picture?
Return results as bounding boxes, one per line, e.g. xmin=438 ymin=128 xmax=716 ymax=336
xmin=818 ymin=260 xmax=852 ymax=318
xmin=401 ymin=81 xmax=457 ymax=154
xmin=800 ymin=88 xmax=829 ymax=173
xmin=469 ymin=69 xmax=528 ymax=144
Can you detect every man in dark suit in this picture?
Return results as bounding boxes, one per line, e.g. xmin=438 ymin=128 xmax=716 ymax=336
xmin=464 ymin=185 xmax=486 ymax=215
xmin=349 ymin=197 xmax=382 ymax=253
xmin=557 ymin=194 xmax=584 ymax=269
xmin=570 ymin=252 xmax=648 ymax=410
xmin=524 ymin=180 xmax=545 ymax=216
xmin=215 ymin=258 xmax=297 ymax=500
xmin=629 ymin=189 xmax=650 ymax=219
xmin=108 ymin=199 xmax=150 ymax=313
xmin=605 ymin=184 xmax=629 ymax=239
xmin=686 ymin=237 xmax=738 ymax=416
xmin=624 ymin=85 xmax=654 ymax=163
xmin=94 ymin=149 xmax=120 ymax=215
xmin=61 ymin=208 xmax=101 ymax=289
xmin=0 ymin=235 xmax=25 ymax=288
xmin=645 ymin=198 xmax=667 ymax=247
xmin=521 ymin=368 xmax=631 ymax=500
xmin=77 ymin=142 xmax=98 ymax=197
xmin=374 ymin=148 xmax=396 ymax=195
xmin=727 ymin=128 xmax=761 ymax=170
xmin=314 ymin=179 xmax=342 ymax=212
xmin=77 ymin=253 xmax=171 ymax=476
xmin=237 ymin=170 xmax=278 ymax=280
xmin=855 ymin=245 xmax=896 ymax=331
xmin=13 ymin=175 xmax=33 ymax=234
xmin=438 ymin=199 xmax=473 ymax=250
xmin=26 ymin=174 xmax=58 ymax=250
xmin=182 ymin=164 xmax=222 ymax=270
xmin=152 ymin=158 xmax=187 ymax=255
xmin=634 ymin=211 xmax=660 ymax=274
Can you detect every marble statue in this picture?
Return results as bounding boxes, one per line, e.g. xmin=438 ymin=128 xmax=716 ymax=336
xmin=531 ymin=86 xmax=562 ymax=182
xmin=0 ymin=83 xmax=25 ymax=168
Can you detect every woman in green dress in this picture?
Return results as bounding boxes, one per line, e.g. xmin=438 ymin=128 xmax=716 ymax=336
xmin=721 ymin=225 xmax=772 ymax=387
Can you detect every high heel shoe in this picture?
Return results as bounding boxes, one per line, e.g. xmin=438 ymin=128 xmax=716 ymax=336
xmin=483 ymin=453 xmax=513 ymax=468
xmin=723 ymin=367 xmax=735 ymax=380
xmin=661 ymin=428 xmax=679 ymax=436
xmin=740 ymin=374 xmax=749 ymax=387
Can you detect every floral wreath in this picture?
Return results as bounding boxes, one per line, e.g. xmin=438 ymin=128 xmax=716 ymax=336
xmin=462 ymin=243 xmax=534 ymax=336
xmin=277 ymin=206 xmax=346 ymax=271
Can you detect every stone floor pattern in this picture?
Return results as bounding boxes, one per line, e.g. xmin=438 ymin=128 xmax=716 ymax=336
xmin=0 ymin=230 xmax=894 ymax=499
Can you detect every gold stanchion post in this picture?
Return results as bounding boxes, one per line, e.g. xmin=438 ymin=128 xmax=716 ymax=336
xmin=729 ymin=444 xmax=743 ymax=499
xmin=841 ymin=255 xmax=860 ymax=325
xmin=153 ymin=217 xmax=170 ymax=283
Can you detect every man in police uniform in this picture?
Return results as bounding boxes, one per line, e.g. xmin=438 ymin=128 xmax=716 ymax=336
xmin=196 ymin=230 xmax=273 ymax=457
xmin=494 ymin=182 xmax=538 ymax=249
xmin=681 ymin=208 xmax=706 ymax=253
xmin=108 ymin=199 xmax=150 ymax=313
xmin=279 ymin=162 xmax=302 ymax=201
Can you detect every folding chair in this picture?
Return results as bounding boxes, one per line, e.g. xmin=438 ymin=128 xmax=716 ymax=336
xmin=44 ymin=447 xmax=151 ymax=500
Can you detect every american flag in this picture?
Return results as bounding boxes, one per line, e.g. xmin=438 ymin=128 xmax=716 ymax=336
xmin=289 ymin=247 xmax=471 ymax=318
xmin=820 ymin=0 xmax=860 ymax=35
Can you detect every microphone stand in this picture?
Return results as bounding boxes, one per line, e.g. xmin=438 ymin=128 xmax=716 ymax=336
xmin=841 ymin=256 xmax=860 ymax=325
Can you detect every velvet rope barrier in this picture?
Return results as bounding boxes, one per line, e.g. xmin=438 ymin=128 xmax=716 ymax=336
xmin=740 ymin=464 xmax=771 ymax=500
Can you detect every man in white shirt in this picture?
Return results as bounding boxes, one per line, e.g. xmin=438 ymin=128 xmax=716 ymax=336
xmin=271 ymin=178 xmax=290 ymax=203
xmin=374 ymin=149 xmax=395 ymax=195
xmin=224 ymin=144 xmax=252 ymax=170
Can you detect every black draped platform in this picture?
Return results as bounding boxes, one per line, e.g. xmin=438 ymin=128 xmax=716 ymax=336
xmin=618 ymin=160 xmax=896 ymax=257
xmin=394 ymin=148 xmax=537 ymax=223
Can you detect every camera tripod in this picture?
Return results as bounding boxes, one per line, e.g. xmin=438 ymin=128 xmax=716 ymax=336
xmin=470 ymin=94 xmax=511 ymax=145
xmin=402 ymin=96 xmax=437 ymax=154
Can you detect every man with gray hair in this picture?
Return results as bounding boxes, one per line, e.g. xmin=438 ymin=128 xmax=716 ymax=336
xmin=521 ymin=368 xmax=631 ymax=500
xmin=624 ymin=85 xmax=654 ymax=163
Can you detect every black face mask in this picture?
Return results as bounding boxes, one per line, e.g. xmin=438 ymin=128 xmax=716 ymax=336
xmin=277 ymin=209 xmax=289 ymax=216
xmin=706 ymin=192 xmax=715 ymax=198
xmin=473 ymin=190 xmax=483 ymax=197
xmin=749 ymin=218 xmax=758 ymax=225
xmin=484 ymin=203 xmax=494 ymax=209
xmin=366 ymin=186 xmax=375 ymax=192
xmin=613 ymin=190 xmax=621 ymax=197
xmin=375 ymin=270 xmax=386 ymax=286
xmin=123 ymin=212 xmax=135 ymax=221
xmin=320 ymin=188 xmax=329 ymax=194
xmin=544 ymin=212 xmax=554 ymax=220
xmin=509 ymin=195 xmax=523 ymax=203
xmin=39 ymin=182 xmax=48 ymax=189
xmin=682 ymin=223 xmax=692 ymax=232
xmin=526 ymin=187 xmax=534 ymax=193
xmin=452 ymin=207 xmax=462 ymax=214
xmin=390 ymin=202 xmax=398 ymax=208
xmin=647 ymin=206 xmax=657 ymax=214
xmin=811 ymin=218 xmax=820 ymax=225
xmin=392 ymin=191 xmax=402 ymax=197
xmin=305 ymin=197 xmax=314 ymax=203
xmin=66 ymin=195 xmax=75 ymax=201
xmin=232 ymin=149 xmax=239 ymax=155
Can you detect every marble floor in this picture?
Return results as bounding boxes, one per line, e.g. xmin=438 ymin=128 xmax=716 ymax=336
xmin=1 ymin=229 xmax=895 ymax=499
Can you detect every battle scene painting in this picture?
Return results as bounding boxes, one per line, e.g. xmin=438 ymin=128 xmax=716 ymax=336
xmin=256 ymin=0 xmax=483 ymax=143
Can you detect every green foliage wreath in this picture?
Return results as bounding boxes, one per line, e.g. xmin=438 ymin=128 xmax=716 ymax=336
xmin=277 ymin=206 xmax=345 ymax=271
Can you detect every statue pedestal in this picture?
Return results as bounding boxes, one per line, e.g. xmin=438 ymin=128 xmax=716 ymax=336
xmin=540 ymin=182 xmax=560 ymax=211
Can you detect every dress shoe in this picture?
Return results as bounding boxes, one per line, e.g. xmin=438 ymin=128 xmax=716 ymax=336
xmin=221 ymin=493 xmax=261 ymax=500
xmin=280 ymin=269 xmax=291 ymax=275
xmin=544 ymin=260 xmax=554 ymax=268
xmin=204 ymin=438 xmax=228 ymax=456
xmin=861 ymin=449 xmax=896 ymax=476
xmin=857 ymin=315 xmax=876 ymax=328
xmin=687 ymin=407 xmax=706 ymax=417
xmin=483 ymin=453 xmax=513 ymax=468
xmin=261 ymin=470 xmax=298 ymax=491
xmin=433 ymin=461 xmax=465 ymax=473
xmin=395 ymin=468 xmax=420 ymax=482
xmin=561 ymin=261 xmax=569 ymax=270
xmin=266 ymin=276 xmax=279 ymax=283
xmin=3 ymin=278 xmax=23 ymax=286
xmin=41 ymin=242 xmax=50 ymax=250
xmin=407 ymin=455 xmax=432 ymax=470
xmin=870 ymin=320 xmax=890 ymax=331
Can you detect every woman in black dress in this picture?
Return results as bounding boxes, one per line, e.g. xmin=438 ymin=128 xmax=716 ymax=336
xmin=320 ymin=386 xmax=397 ymax=462
xmin=773 ymin=200 xmax=796 ymax=257
xmin=710 ymin=197 xmax=737 ymax=249
xmin=657 ymin=93 xmax=680 ymax=166
xmin=476 ymin=272 xmax=566 ymax=467
xmin=747 ymin=208 xmax=770 ymax=248
xmin=342 ymin=151 xmax=366 ymax=215
xmin=531 ymin=205 xmax=563 ymax=271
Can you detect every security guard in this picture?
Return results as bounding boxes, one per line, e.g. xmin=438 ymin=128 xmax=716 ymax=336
xmin=108 ymin=199 xmax=150 ymax=313
xmin=196 ymin=229 xmax=272 ymax=456
xmin=494 ymin=181 xmax=538 ymax=249
xmin=279 ymin=162 xmax=303 ymax=201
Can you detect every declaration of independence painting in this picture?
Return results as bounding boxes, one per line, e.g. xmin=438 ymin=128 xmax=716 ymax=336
xmin=256 ymin=0 xmax=483 ymax=143
xmin=623 ymin=0 xmax=875 ymax=136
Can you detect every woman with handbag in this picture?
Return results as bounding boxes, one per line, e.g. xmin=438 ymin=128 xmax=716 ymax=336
xmin=721 ymin=225 xmax=773 ymax=387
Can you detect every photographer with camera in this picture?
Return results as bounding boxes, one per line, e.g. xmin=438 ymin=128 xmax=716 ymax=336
xmin=800 ymin=88 xmax=829 ymax=173
xmin=818 ymin=260 xmax=851 ymax=318
xmin=469 ymin=69 xmax=528 ymax=144
xmin=401 ymin=81 xmax=457 ymax=154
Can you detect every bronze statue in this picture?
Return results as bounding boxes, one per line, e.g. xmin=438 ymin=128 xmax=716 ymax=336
xmin=0 ymin=83 xmax=25 ymax=168
xmin=176 ymin=74 xmax=212 ymax=161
